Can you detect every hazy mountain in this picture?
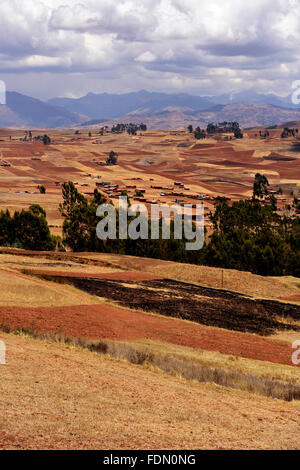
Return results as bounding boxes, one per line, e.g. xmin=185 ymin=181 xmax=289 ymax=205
xmin=199 ymin=103 xmax=300 ymax=128
xmin=0 ymin=91 xmax=87 ymax=128
xmin=47 ymin=90 xmax=215 ymax=119
xmin=1 ymin=89 xmax=300 ymax=129
xmin=48 ymin=89 xmax=300 ymax=127
xmin=91 ymin=103 xmax=300 ymax=130
xmin=213 ymin=89 xmax=296 ymax=108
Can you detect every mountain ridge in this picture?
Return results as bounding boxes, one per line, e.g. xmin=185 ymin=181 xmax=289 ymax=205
xmin=1 ymin=89 xmax=300 ymax=129
xmin=79 ymin=102 xmax=300 ymax=130
xmin=0 ymin=91 xmax=87 ymax=128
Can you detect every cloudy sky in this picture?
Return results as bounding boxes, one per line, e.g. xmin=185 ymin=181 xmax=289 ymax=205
xmin=0 ymin=0 xmax=300 ymax=99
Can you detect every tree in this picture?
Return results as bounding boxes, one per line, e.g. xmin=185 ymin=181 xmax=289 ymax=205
xmin=270 ymin=194 xmax=277 ymax=211
xmin=253 ymin=173 xmax=269 ymax=199
xmin=42 ymin=135 xmax=51 ymax=145
xmin=29 ymin=204 xmax=46 ymax=218
xmin=59 ymin=181 xmax=86 ymax=220
xmin=194 ymin=127 xmax=206 ymax=140
xmin=13 ymin=207 xmax=56 ymax=250
xmin=207 ymin=123 xmax=216 ymax=133
xmin=59 ymin=182 xmax=108 ymax=252
xmin=234 ymin=127 xmax=243 ymax=139
xmin=0 ymin=209 xmax=13 ymax=246
xmin=202 ymin=197 xmax=289 ymax=276
xmin=38 ymin=185 xmax=46 ymax=194
xmin=187 ymin=125 xmax=193 ymax=133
xmin=106 ymin=151 xmax=118 ymax=165
xmin=293 ymin=197 xmax=300 ymax=214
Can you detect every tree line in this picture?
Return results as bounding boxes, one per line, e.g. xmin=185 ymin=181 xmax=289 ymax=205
xmin=188 ymin=121 xmax=243 ymax=140
xmin=0 ymin=176 xmax=299 ymax=277
xmin=0 ymin=205 xmax=62 ymax=251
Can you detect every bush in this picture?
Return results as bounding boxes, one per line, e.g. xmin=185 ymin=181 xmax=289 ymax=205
xmin=106 ymin=151 xmax=118 ymax=165
xmin=38 ymin=185 xmax=46 ymax=194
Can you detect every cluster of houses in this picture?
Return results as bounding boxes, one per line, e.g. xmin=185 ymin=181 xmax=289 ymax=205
xmin=157 ymin=181 xmax=215 ymax=203
xmin=92 ymin=176 xmax=216 ymax=207
xmin=51 ymin=171 xmax=297 ymax=221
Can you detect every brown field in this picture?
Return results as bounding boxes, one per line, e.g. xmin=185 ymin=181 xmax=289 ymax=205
xmin=0 ymin=302 xmax=297 ymax=366
xmin=0 ymin=125 xmax=300 ymax=449
xmin=0 ymin=250 xmax=299 ymax=361
xmin=0 ymin=126 xmax=299 ymax=235
xmin=0 ymin=249 xmax=300 ymax=449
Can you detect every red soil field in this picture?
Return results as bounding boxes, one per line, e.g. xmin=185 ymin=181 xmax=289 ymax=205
xmin=0 ymin=303 xmax=296 ymax=367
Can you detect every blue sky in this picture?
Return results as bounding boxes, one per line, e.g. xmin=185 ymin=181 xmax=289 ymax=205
xmin=0 ymin=0 xmax=299 ymax=99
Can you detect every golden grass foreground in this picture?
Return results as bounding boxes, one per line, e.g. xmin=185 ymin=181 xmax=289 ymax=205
xmin=1 ymin=330 xmax=300 ymax=450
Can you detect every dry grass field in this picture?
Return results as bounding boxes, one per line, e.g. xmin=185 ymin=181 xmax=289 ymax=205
xmin=1 ymin=332 xmax=300 ymax=450
xmin=0 ymin=248 xmax=299 ymax=450
xmin=1 ymin=248 xmax=299 ymax=303
xmin=0 ymin=268 xmax=103 ymax=307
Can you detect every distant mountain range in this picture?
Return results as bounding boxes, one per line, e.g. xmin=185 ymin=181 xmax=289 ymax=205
xmin=0 ymin=89 xmax=300 ymax=129
xmin=110 ymin=102 xmax=300 ymax=130
xmin=0 ymin=92 xmax=87 ymax=128
xmin=47 ymin=90 xmax=215 ymax=120
xmin=213 ymin=89 xmax=297 ymax=108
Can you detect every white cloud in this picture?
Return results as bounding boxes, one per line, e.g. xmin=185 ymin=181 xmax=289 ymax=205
xmin=0 ymin=0 xmax=300 ymax=98
xmin=135 ymin=51 xmax=157 ymax=63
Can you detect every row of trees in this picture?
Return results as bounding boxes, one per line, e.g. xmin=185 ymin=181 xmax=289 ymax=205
xmin=281 ymin=127 xmax=298 ymax=138
xmin=204 ymin=197 xmax=299 ymax=276
xmin=58 ymin=182 xmax=196 ymax=261
xmin=0 ymin=176 xmax=298 ymax=277
xmin=34 ymin=134 xmax=51 ymax=145
xmin=57 ymin=178 xmax=299 ymax=277
xmin=111 ymin=123 xmax=147 ymax=134
xmin=188 ymin=122 xmax=243 ymax=139
xmin=201 ymin=174 xmax=299 ymax=276
xmin=0 ymin=205 xmax=61 ymax=251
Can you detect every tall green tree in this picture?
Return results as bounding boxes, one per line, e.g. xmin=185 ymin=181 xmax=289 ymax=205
xmin=253 ymin=173 xmax=269 ymax=199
